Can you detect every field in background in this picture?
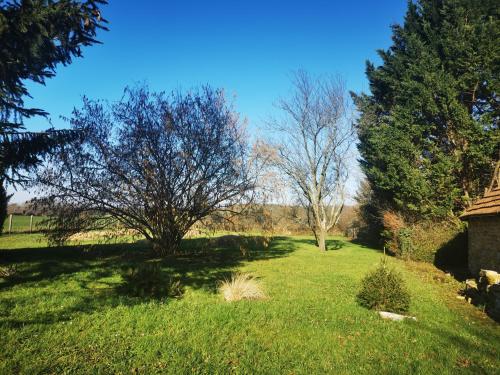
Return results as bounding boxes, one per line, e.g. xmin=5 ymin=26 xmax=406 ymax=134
xmin=2 ymin=215 xmax=47 ymax=233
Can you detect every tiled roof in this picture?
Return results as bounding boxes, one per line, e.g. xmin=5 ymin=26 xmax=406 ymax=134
xmin=461 ymin=162 xmax=500 ymax=219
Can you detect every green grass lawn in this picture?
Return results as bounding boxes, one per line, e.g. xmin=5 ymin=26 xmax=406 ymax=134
xmin=2 ymin=215 xmax=47 ymax=233
xmin=0 ymin=234 xmax=498 ymax=374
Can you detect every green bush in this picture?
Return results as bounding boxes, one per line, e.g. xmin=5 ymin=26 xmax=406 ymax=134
xmin=382 ymin=219 xmax=467 ymax=265
xmin=357 ymin=258 xmax=411 ymax=313
xmin=119 ymin=262 xmax=183 ymax=299
xmin=409 ymin=222 xmax=467 ymax=265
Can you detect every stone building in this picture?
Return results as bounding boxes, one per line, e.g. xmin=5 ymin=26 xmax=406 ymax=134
xmin=461 ymin=162 xmax=500 ymax=275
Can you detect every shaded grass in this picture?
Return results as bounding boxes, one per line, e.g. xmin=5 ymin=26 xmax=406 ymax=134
xmin=0 ymin=234 xmax=498 ymax=374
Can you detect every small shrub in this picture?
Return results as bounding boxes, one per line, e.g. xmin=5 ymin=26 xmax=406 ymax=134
xmin=0 ymin=265 xmax=18 ymax=279
xmin=212 ymin=235 xmax=242 ymax=248
xmin=239 ymin=236 xmax=273 ymax=258
xmin=119 ymin=262 xmax=183 ymax=299
xmin=218 ymin=273 xmax=266 ymax=302
xmin=357 ymin=258 xmax=411 ymax=313
xmin=208 ymin=235 xmax=273 ymax=258
xmin=381 ymin=210 xmax=408 ymax=255
xmin=397 ymin=228 xmax=413 ymax=259
xmin=167 ymin=279 xmax=184 ymax=298
xmin=239 ymin=244 xmax=249 ymax=258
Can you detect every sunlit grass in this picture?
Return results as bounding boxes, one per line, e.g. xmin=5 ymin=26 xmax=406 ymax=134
xmin=0 ymin=234 xmax=498 ymax=374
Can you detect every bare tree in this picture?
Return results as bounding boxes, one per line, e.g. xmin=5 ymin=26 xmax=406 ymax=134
xmin=34 ymin=85 xmax=253 ymax=256
xmin=268 ymin=70 xmax=354 ymax=251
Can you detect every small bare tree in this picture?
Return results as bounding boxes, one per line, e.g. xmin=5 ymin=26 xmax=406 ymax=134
xmin=268 ymin=70 xmax=354 ymax=251
xmin=35 ymin=85 xmax=253 ymax=256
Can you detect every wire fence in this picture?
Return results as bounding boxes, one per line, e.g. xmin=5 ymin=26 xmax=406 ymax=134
xmin=3 ymin=215 xmax=48 ymax=234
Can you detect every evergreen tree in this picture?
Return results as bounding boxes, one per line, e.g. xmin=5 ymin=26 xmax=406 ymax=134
xmin=0 ymin=0 xmax=108 ymax=232
xmin=352 ymin=0 xmax=499 ymax=221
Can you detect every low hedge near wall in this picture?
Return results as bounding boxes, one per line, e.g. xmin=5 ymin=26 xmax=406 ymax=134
xmin=382 ymin=214 xmax=467 ymax=268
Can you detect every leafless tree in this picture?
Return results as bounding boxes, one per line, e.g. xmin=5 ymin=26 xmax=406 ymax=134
xmin=268 ymin=70 xmax=355 ymax=251
xmin=34 ymin=85 xmax=254 ymax=256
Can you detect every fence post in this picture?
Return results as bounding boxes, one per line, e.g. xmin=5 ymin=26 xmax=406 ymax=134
xmin=8 ymin=214 xmax=12 ymax=234
xmin=30 ymin=215 xmax=33 ymax=233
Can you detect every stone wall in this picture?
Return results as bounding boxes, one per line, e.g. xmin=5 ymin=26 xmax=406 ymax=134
xmin=468 ymin=216 xmax=500 ymax=275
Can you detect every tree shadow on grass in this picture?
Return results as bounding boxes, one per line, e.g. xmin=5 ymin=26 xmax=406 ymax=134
xmin=154 ymin=236 xmax=297 ymax=292
xmin=0 ymin=242 xmax=147 ymax=291
xmin=0 ymin=236 xmax=296 ymax=326
xmin=290 ymin=237 xmax=346 ymax=250
xmin=0 ymin=288 xmax=127 ymax=328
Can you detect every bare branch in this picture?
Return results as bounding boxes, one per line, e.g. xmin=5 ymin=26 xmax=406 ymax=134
xmin=34 ymin=85 xmax=254 ymax=255
xmin=267 ymin=70 xmax=355 ymax=251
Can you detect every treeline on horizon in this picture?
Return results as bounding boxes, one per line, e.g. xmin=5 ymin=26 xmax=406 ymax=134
xmin=5 ymin=201 xmax=359 ymax=237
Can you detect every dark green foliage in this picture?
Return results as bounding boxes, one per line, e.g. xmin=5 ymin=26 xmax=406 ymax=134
xmin=0 ymin=0 xmax=108 ymax=227
xmin=353 ymin=180 xmax=384 ymax=246
xmin=357 ymin=258 xmax=411 ymax=313
xmin=119 ymin=263 xmax=183 ymax=299
xmin=1 ymin=130 xmax=82 ymax=183
xmin=382 ymin=215 xmax=467 ymax=265
xmin=0 ymin=0 xmax=108 ymax=121
xmin=396 ymin=227 xmax=413 ymax=259
xmin=352 ymin=0 xmax=500 ymax=222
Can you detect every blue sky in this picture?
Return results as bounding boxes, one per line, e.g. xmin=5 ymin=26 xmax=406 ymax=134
xmin=13 ymin=0 xmax=408 ymax=202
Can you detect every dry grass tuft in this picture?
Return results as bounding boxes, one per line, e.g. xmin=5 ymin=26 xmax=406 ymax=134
xmin=218 ymin=273 xmax=266 ymax=302
xmin=68 ymin=229 xmax=139 ymax=242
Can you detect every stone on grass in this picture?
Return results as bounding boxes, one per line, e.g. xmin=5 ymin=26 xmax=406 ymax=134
xmin=378 ymin=311 xmax=417 ymax=321
xmin=461 ymin=272 xmax=500 ymax=321
xmin=465 ymin=279 xmax=478 ymax=289
xmin=479 ymin=269 xmax=500 ymax=287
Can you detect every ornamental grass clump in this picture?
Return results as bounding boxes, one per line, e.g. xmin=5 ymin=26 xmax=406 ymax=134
xmin=218 ymin=273 xmax=266 ymax=302
xmin=357 ymin=257 xmax=411 ymax=313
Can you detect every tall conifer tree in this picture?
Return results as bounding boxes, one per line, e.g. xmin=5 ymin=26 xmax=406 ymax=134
xmin=0 ymin=0 xmax=108 ymax=232
xmin=353 ymin=0 xmax=499 ymax=220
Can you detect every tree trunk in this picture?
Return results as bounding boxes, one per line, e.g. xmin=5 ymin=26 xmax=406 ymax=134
xmin=0 ymin=182 xmax=8 ymax=236
xmin=318 ymin=228 xmax=327 ymax=252
xmin=152 ymin=234 xmax=182 ymax=257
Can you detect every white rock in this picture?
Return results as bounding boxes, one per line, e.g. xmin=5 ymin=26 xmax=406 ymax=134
xmin=378 ymin=311 xmax=417 ymax=321
xmin=466 ymin=279 xmax=478 ymax=289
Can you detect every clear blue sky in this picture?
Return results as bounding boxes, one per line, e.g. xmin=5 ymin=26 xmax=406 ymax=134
xmin=13 ymin=0 xmax=408 ymax=202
